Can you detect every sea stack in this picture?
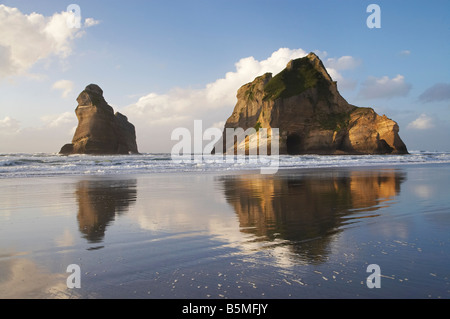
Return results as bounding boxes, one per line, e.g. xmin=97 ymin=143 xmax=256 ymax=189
xmin=59 ymin=84 xmax=139 ymax=155
xmin=215 ymin=53 xmax=408 ymax=155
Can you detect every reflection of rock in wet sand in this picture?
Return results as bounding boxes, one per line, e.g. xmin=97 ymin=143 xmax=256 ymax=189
xmin=76 ymin=179 xmax=137 ymax=243
xmin=221 ymin=169 xmax=406 ymax=263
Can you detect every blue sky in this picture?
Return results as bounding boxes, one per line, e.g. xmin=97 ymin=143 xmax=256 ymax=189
xmin=0 ymin=0 xmax=449 ymax=153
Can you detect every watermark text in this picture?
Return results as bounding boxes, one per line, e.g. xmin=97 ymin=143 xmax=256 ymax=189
xmin=171 ymin=120 xmax=279 ymax=174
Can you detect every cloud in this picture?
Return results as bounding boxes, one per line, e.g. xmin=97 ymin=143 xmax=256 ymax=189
xmin=358 ymin=74 xmax=412 ymax=100
xmin=407 ymin=113 xmax=435 ymax=130
xmin=41 ymin=112 xmax=76 ymax=128
xmin=84 ymin=18 xmax=100 ymax=28
xmin=0 ymin=116 xmax=21 ymax=134
xmin=0 ymin=112 xmax=77 ymax=153
xmin=325 ymin=56 xmax=361 ymax=71
xmin=52 ymin=80 xmax=74 ymax=98
xmin=418 ymin=83 xmax=450 ymax=103
xmin=204 ymin=48 xmax=309 ymax=107
xmin=324 ymin=56 xmax=361 ymax=90
xmin=0 ymin=5 xmax=96 ymax=79
xmin=399 ymin=50 xmax=411 ymax=56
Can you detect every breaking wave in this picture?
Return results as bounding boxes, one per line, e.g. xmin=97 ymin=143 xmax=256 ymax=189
xmin=1 ymin=151 xmax=450 ymax=178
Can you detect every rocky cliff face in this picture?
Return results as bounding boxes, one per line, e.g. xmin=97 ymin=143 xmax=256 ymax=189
xmin=59 ymin=84 xmax=139 ymax=155
xmin=215 ymin=53 xmax=408 ymax=155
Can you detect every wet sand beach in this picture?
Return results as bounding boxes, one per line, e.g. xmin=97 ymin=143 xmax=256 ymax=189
xmin=0 ymin=164 xmax=449 ymax=299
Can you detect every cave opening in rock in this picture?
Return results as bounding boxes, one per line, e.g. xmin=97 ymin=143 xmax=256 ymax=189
xmin=286 ymin=133 xmax=302 ymax=155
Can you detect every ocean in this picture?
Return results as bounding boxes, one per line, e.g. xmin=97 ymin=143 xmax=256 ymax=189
xmin=1 ymin=151 xmax=450 ymax=178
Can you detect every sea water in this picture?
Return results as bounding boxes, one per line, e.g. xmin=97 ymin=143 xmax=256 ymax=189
xmin=1 ymin=151 xmax=450 ymax=178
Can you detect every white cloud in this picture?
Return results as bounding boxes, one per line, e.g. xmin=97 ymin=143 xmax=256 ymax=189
xmin=0 ymin=112 xmax=77 ymax=153
xmin=407 ymin=113 xmax=434 ymax=130
xmin=41 ymin=112 xmax=76 ymax=128
xmin=0 ymin=5 xmax=97 ymax=79
xmin=52 ymin=80 xmax=74 ymax=98
xmin=326 ymin=69 xmax=356 ymax=91
xmin=204 ymin=47 xmax=309 ymax=107
xmin=84 ymin=18 xmax=100 ymax=28
xmin=358 ymin=74 xmax=412 ymax=100
xmin=326 ymin=56 xmax=361 ymax=71
xmin=324 ymin=55 xmax=361 ymax=91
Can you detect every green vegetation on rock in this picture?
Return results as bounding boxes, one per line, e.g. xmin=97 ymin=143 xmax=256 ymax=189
xmin=318 ymin=111 xmax=351 ymax=132
xmin=244 ymin=83 xmax=257 ymax=101
xmin=263 ymin=56 xmax=330 ymax=101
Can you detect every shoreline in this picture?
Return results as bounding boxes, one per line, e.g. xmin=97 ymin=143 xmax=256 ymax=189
xmin=1 ymin=160 xmax=450 ymax=181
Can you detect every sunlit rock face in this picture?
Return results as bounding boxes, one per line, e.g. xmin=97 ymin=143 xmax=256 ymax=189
xmin=215 ymin=53 xmax=408 ymax=155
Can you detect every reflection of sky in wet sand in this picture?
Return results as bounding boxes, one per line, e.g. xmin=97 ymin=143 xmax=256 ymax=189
xmin=0 ymin=258 xmax=71 ymax=299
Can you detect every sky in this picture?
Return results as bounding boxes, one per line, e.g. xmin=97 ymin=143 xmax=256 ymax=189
xmin=0 ymin=0 xmax=449 ymax=153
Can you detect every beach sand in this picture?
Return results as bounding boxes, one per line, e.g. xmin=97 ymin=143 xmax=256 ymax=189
xmin=0 ymin=164 xmax=449 ymax=299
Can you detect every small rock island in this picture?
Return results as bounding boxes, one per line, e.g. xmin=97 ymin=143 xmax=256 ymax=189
xmin=215 ymin=52 xmax=408 ymax=155
xmin=59 ymin=84 xmax=139 ymax=155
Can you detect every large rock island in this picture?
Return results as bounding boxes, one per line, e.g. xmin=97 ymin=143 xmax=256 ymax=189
xmin=59 ymin=84 xmax=139 ymax=155
xmin=215 ymin=53 xmax=408 ymax=155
